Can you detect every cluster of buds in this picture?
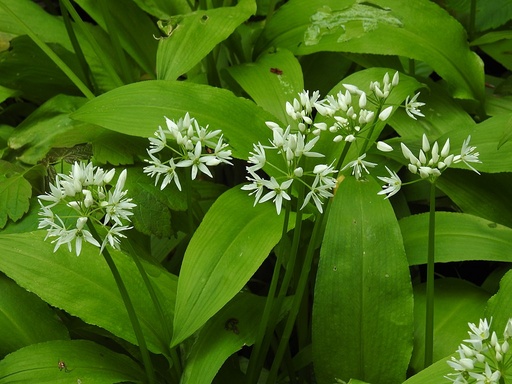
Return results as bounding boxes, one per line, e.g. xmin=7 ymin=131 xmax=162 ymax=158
xmin=38 ymin=162 xmax=135 ymax=256
xmin=143 ymin=113 xmax=232 ymax=190
xmin=446 ymin=318 xmax=512 ymax=383
xmin=377 ymin=134 xmax=481 ymax=198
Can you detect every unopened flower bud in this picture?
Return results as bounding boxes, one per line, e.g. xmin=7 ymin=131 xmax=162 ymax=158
xmin=379 ymin=106 xmax=393 ymax=121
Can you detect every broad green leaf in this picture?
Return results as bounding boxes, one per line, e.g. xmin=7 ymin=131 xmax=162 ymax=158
xmin=75 ymin=0 xmax=159 ymax=77
xmin=472 ymin=31 xmax=512 ymax=71
xmin=0 ymin=231 xmax=176 ymax=354
xmin=172 ymin=187 xmax=294 ymax=346
xmin=0 ymin=339 xmax=145 ymax=383
xmin=70 ymin=80 xmax=277 ymax=159
xmin=437 ymin=170 xmax=512 ymax=228
xmin=7 ymin=95 xmax=99 ymax=164
xmin=403 ymin=355 xmax=454 ymax=384
xmin=132 ymin=0 xmax=191 ymax=19
xmin=0 ymin=161 xmax=31 ymax=228
xmin=182 ymin=292 xmax=291 ymax=384
xmin=225 ymin=48 xmax=303 ymax=124
xmin=0 ymin=36 xmax=83 ymax=104
xmin=156 ymin=0 xmax=256 ymax=80
xmin=485 ymin=269 xmax=512 ymax=335
xmin=123 ymin=168 xmax=187 ymax=238
xmin=312 ymin=176 xmax=413 ymax=384
xmin=400 ymin=212 xmax=512 ymax=266
xmin=92 ymin=131 xmax=147 ymax=165
xmin=0 ymin=276 xmax=69 ymax=358
xmin=410 ymin=278 xmax=490 ymax=373
xmin=389 ymin=81 xmax=476 ymax=140
xmin=255 ymin=0 xmax=484 ymax=102
xmin=0 ymin=84 xmax=19 ymax=103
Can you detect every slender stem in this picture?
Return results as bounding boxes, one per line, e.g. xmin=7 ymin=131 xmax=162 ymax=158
xmin=266 ymin=0 xmax=278 ymax=23
xmin=267 ymin=211 xmax=325 ymax=383
xmin=246 ymin=203 xmax=291 ymax=384
xmin=468 ymin=0 xmax=477 ymax=41
xmin=86 ymin=222 xmax=156 ymax=384
xmin=408 ymin=58 xmax=416 ymax=76
xmin=129 ymin=250 xmax=182 ymax=376
xmin=424 ymin=181 xmax=437 ymax=367
xmin=0 ymin=1 xmax=95 ymax=100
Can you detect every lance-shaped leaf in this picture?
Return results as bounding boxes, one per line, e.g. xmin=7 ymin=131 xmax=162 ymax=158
xmin=0 ymin=339 xmax=145 ymax=383
xmin=225 ymin=48 xmax=304 ymax=124
xmin=70 ymin=80 xmax=277 ymax=159
xmin=156 ymin=0 xmax=256 ymax=80
xmin=401 ymin=212 xmax=512 ymax=266
xmin=0 ymin=276 xmax=69 ymax=358
xmin=312 ymin=176 xmax=413 ymax=384
xmin=171 ymin=187 xmax=294 ymax=346
xmin=0 ymin=231 xmax=176 ymax=354
xmin=255 ymin=0 xmax=484 ymax=102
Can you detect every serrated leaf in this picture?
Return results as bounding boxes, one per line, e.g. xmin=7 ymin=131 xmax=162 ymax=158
xmin=0 ymin=276 xmax=69 ymax=358
xmin=0 ymin=161 xmax=31 ymax=228
xmin=0 ymin=231 xmax=176 ymax=354
xmin=312 ymin=176 xmax=413 ymax=384
xmin=0 ymin=339 xmax=145 ymax=383
xmin=256 ymin=0 xmax=484 ymax=102
xmin=156 ymin=0 xmax=256 ymax=80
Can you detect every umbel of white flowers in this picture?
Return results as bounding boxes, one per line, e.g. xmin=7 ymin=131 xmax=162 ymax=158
xmin=38 ymin=162 xmax=136 ymax=256
xmin=143 ymin=113 xmax=232 ymax=190
xmin=242 ymin=71 xmax=424 ymax=214
xmin=377 ymin=134 xmax=482 ymax=199
xmin=445 ymin=318 xmax=512 ymax=384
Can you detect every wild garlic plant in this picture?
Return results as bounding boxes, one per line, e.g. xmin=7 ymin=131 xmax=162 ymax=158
xmin=38 ymin=161 xmax=135 ymax=256
xmin=143 ymin=112 xmax=233 ymax=191
xmin=242 ymin=71 xmax=405 ymax=215
xmin=375 ymin=131 xmax=482 ymax=367
xmin=446 ymin=318 xmax=512 ymax=383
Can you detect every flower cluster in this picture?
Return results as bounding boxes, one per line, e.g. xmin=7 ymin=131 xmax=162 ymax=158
xmin=143 ymin=113 xmax=232 ymax=190
xmin=38 ymin=162 xmax=136 ymax=256
xmin=446 ymin=318 xmax=512 ymax=383
xmin=242 ymin=73 xmax=426 ymax=213
xmin=377 ymin=134 xmax=481 ymax=198
xmin=241 ymin=120 xmax=337 ymax=214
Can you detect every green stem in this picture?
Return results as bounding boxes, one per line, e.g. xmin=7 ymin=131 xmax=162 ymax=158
xmin=267 ymin=211 xmax=325 ymax=383
xmin=246 ymin=203 xmax=291 ymax=384
xmin=86 ymin=223 xmax=156 ymax=384
xmin=468 ymin=0 xmax=477 ymax=41
xmin=424 ymin=181 xmax=437 ymax=367
xmin=0 ymin=1 xmax=95 ymax=100
xmin=130 ymin=250 xmax=182 ymax=376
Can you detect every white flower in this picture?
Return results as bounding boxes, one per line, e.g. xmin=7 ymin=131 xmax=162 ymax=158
xmin=176 ymin=141 xmax=214 ymax=180
xmin=468 ymin=362 xmax=501 ymax=384
xmin=101 ymin=170 xmax=136 ymax=226
xmin=341 ymin=153 xmax=377 ymax=180
xmin=51 ymin=217 xmax=100 ymax=256
xmin=101 ymin=224 xmax=131 ymax=253
xmin=143 ymin=153 xmax=182 ymax=191
xmin=404 ymin=92 xmax=425 ymax=120
xmin=247 ymin=143 xmax=266 ymax=172
xmin=453 ymin=135 xmax=481 ymax=174
xmin=259 ymin=177 xmax=293 ymax=215
xmin=241 ymin=170 xmax=267 ymax=205
xmin=377 ymin=166 xmax=402 ymax=198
